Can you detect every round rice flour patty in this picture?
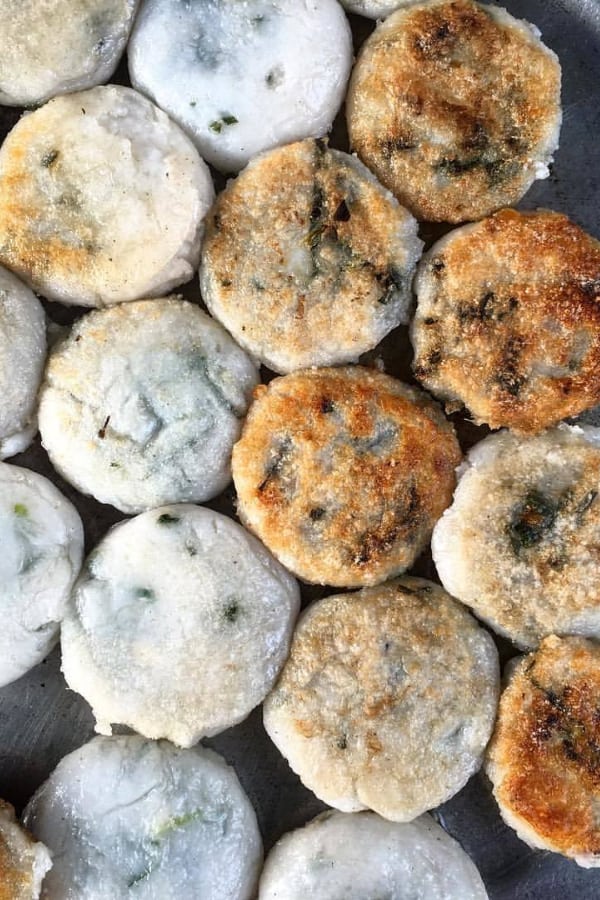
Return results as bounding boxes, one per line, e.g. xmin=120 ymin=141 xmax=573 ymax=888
xmin=38 ymin=299 xmax=259 ymax=514
xmin=0 ymin=799 xmax=51 ymax=900
xmin=23 ymin=735 xmax=263 ymax=899
xmin=432 ymin=427 xmax=600 ymax=649
xmin=0 ymin=266 xmax=46 ymax=460
xmin=128 ymin=0 xmax=353 ymax=173
xmin=0 ymin=85 xmax=214 ymax=307
xmin=263 ymin=578 xmax=499 ymax=821
xmin=0 ymin=462 xmax=84 ymax=688
xmin=340 ymin=0 xmax=414 ymax=20
xmin=487 ymin=636 xmax=600 ymax=868
xmin=61 ymin=505 xmax=300 ymax=747
xmin=200 ymin=139 xmax=422 ymax=373
xmin=259 ymin=810 xmax=488 ymax=899
xmin=0 ymin=1 xmax=138 ymax=107
xmin=411 ymin=209 xmax=600 ymax=433
xmin=347 ymin=0 xmax=561 ymax=222
xmin=233 ymin=366 xmax=461 ymax=587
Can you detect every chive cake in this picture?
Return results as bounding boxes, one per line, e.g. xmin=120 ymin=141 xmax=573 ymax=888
xmin=0 ymin=85 xmax=214 ymax=306
xmin=432 ymin=427 xmax=600 ymax=649
xmin=0 ymin=266 xmax=45 ymax=459
xmin=411 ymin=210 xmax=600 ymax=432
xmin=347 ymin=0 xmax=561 ymax=222
xmin=38 ymin=298 xmax=259 ymax=513
xmin=129 ymin=0 xmax=353 ymax=173
xmin=487 ymin=636 xmax=600 ymax=867
xmin=263 ymin=578 xmax=499 ymax=821
xmin=24 ymin=736 xmax=263 ymax=898
xmin=0 ymin=462 xmax=83 ymax=687
xmin=61 ymin=505 xmax=299 ymax=747
xmin=200 ymin=139 xmax=422 ymax=373
xmin=232 ymin=366 xmax=461 ymax=587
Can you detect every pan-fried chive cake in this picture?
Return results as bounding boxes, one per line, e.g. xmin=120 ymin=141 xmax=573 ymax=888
xmin=61 ymin=505 xmax=300 ymax=747
xmin=0 ymin=463 xmax=84 ymax=688
xmin=0 ymin=85 xmax=214 ymax=307
xmin=263 ymin=578 xmax=499 ymax=821
xmin=487 ymin=636 xmax=600 ymax=868
xmin=200 ymin=139 xmax=423 ymax=373
xmin=128 ymin=0 xmax=353 ymax=173
xmin=232 ymin=367 xmax=461 ymax=588
xmin=38 ymin=299 xmax=259 ymax=514
xmin=432 ymin=427 xmax=600 ymax=650
xmin=0 ymin=0 xmax=138 ymax=107
xmin=411 ymin=209 xmax=600 ymax=432
xmin=0 ymin=800 xmax=51 ymax=900
xmin=24 ymin=735 xmax=263 ymax=899
xmin=258 ymin=811 xmax=489 ymax=900
xmin=0 ymin=266 xmax=45 ymax=460
xmin=347 ymin=0 xmax=561 ymax=222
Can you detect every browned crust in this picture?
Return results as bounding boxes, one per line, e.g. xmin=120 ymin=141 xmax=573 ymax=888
xmin=232 ymin=366 xmax=461 ymax=586
xmin=412 ymin=209 xmax=600 ymax=432
xmin=0 ymin=116 xmax=98 ymax=290
xmin=489 ymin=636 xmax=600 ymax=859
xmin=201 ymin=139 xmax=419 ymax=370
xmin=347 ymin=0 xmax=561 ymax=222
xmin=0 ymin=800 xmax=34 ymax=900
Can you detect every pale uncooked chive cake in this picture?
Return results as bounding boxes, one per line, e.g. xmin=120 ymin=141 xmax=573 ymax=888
xmin=0 ymin=85 xmax=214 ymax=306
xmin=200 ymin=138 xmax=423 ymax=373
xmin=347 ymin=0 xmax=561 ymax=222
xmin=432 ymin=426 xmax=600 ymax=649
xmin=259 ymin=811 xmax=488 ymax=899
xmin=0 ymin=0 xmax=138 ymax=107
xmin=263 ymin=577 xmax=499 ymax=821
xmin=61 ymin=505 xmax=299 ymax=747
xmin=411 ymin=209 xmax=600 ymax=432
xmin=0 ymin=462 xmax=83 ymax=688
xmin=38 ymin=298 xmax=259 ymax=513
xmin=232 ymin=366 xmax=461 ymax=587
xmin=0 ymin=266 xmax=46 ymax=460
xmin=128 ymin=0 xmax=353 ymax=173
xmin=24 ymin=735 xmax=263 ymax=899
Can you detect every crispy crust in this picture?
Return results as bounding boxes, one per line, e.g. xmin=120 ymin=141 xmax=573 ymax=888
xmin=232 ymin=366 xmax=461 ymax=587
xmin=411 ymin=209 xmax=600 ymax=432
xmin=0 ymin=86 xmax=212 ymax=307
xmin=263 ymin=578 xmax=499 ymax=820
xmin=347 ymin=0 xmax=561 ymax=222
xmin=0 ymin=799 xmax=49 ymax=899
xmin=200 ymin=139 xmax=422 ymax=373
xmin=487 ymin=636 xmax=600 ymax=865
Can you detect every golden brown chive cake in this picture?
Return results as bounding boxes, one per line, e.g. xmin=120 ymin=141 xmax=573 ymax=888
xmin=0 ymin=800 xmax=51 ymax=900
xmin=0 ymin=86 xmax=214 ymax=307
xmin=411 ymin=209 xmax=600 ymax=432
xmin=200 ymin=139 xmax=422 ymax=374
xmin=487 ymin=636 xmax=600 ymax=868
xmin=432 ymin=427 xmax=600 ymax=650
xmin=232 ymin=366 xmax=461 ymax=587
xmin=258 ymin=811 xmax=489 ymax=900
xmin=346 ymin=0 xmax=561 ymax=223
xmin=263 ymin=577 xmax=499 ymax=821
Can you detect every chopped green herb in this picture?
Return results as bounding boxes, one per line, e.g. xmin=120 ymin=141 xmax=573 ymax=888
xmin=223 ymin=600 xmax=239 ymax=623
xmin=186 ymin=543 xmax=198 ymax=557
xmin=157 ymin=513 xmax=180 ymax=525
xmin=309 ymin=507 xmax=326 ymax=522
xmin=189 ymin=100 xmax=197 ymax=107
xmin=209 ymin=114 xmax=238 ymax=133
xmin=41 ymin=149 xmax=59 ymax=168
xmin=135 ymin=588 xmax=155 ymax=601
xmin=154 ymin=807 xmax=206 ymax=839
xmin=13 ymin=503 xmax=28 ymax=517
xmin=508 ymin=490 xmax=558 ymax=553
xmin=109 ymin=462 xmax=121 ymax=468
